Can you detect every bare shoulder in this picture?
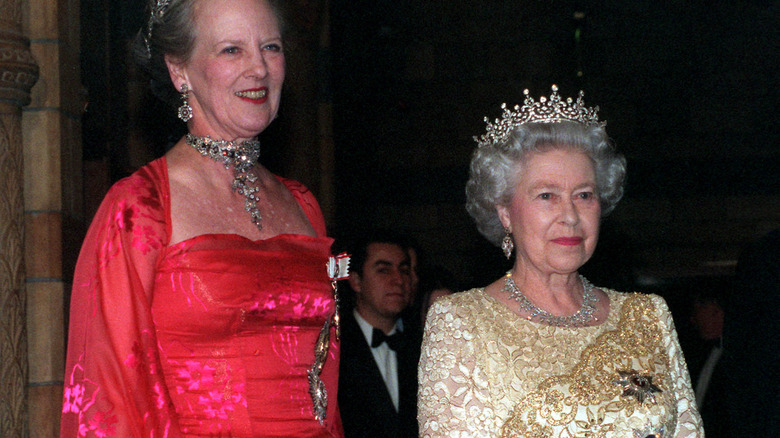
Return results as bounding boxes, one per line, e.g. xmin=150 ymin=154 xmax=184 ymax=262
xmin=252 ymin=169 xmax=318 ymax=237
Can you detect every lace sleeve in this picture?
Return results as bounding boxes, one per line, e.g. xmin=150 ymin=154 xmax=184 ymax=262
xmin=654 ymin=296 xmax=704 ymax=437
xmin=61 ymin=164 xmax=181 ymax=437
xmin=417 ymin=295 xmax=497 ymax=437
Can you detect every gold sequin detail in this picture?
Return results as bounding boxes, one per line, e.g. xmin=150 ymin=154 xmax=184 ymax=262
xmin=500 ymin=294 xmax=671 ymax=437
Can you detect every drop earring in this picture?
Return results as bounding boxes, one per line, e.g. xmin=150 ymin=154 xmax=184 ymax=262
xmin=178 ymin=84 xmax=193 ymax=122
xmin=502 ymin=227 xmax=514 ymax=259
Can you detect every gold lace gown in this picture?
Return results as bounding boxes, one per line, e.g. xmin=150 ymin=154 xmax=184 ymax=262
xmin=418 ymin=288 xmax=703 ymax=437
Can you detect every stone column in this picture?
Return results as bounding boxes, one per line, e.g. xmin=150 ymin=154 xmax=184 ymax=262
xmin=22 ymin=0 xmax=81 ymax=436
xmin=0 ymin=0 xmax=39 ymax=437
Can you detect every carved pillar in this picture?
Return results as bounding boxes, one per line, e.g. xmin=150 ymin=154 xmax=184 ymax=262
xmin=0 ymin=0 xmax=39 ymax=437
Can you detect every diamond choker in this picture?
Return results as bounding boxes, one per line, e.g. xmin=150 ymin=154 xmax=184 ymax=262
xmin=503 ymin=272 xmax=598 ymax=327
xmin=185 ymin=134 xmax=263 ymax=231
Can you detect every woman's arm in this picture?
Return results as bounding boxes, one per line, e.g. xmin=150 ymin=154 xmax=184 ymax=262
xmin=418 ymin=297 xmax=495 ymax=437
xmin=655 ymin=296 xmax=704 ymax=438
xmin=61 ymin=165 xmax=181 ymax=437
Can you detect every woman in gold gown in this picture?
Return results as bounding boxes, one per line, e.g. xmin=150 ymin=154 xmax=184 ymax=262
xmin=417 ymin=86 xmax=703 ymax=437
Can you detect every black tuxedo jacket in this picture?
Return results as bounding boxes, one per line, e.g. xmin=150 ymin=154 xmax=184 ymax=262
xmin=687 ymin=343 xmax=728 ymax=437
xmin=338 ymin=311 xmax=420 ymax=438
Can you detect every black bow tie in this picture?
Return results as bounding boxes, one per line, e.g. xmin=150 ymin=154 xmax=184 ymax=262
xmin=371 ymin=328 xmax=404 ymax=351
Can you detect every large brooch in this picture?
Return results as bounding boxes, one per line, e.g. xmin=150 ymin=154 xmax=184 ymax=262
xmin=308 ymin=254 xmax=350 ymax=424
xmin=633 ymin=424 xmax=665 ymax=438
xmin=614 ymin=370 xmax=662 ymax=405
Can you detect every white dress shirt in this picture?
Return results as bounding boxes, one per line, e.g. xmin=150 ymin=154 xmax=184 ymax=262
xmin=694 ymin=344 xmax=723 ymax=408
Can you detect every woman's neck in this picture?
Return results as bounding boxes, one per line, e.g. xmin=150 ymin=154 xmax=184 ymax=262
xmin=506 ymin=267 xmax=584 ymax=315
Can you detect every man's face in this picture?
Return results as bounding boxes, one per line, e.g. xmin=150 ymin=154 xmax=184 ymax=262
xmin=351 ymin=243 xmax=412 ymax=325
xmin=691 ymin=301 xmax=724 ymax=341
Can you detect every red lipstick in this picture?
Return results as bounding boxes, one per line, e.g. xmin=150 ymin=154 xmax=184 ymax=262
xmin=552 ymin=237 xmax=583 ymax=246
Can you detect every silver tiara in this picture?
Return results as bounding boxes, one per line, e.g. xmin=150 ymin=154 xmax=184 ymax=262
xmin=143 ymin=0 xmax=172 ymax=58
xmin=474 ymin=84 xmax=605 ymax=148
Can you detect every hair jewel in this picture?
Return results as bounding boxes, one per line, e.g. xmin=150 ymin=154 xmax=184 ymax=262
xmin=143 ymin=0 xmax=172 ymax=58
xmin=474 ymin=84 xmax=605 ymax=148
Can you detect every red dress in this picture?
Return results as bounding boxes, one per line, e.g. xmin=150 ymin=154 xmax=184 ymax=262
xmin=61 ymin=157 xmax=343 ymax=437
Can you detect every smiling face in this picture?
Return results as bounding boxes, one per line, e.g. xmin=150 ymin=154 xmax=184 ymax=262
xmin=349 ymin=243 xmax=412 ymax=330
xmin=166 ymin=0 xmax=285 ymax=141
xmin=497 ymin=147 xmax=601 ymax=277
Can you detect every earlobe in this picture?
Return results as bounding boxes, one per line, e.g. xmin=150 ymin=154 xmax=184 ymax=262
xmin=165 ymin=54 xmax=187 ymax=90
xmin=496 ymin=205 xmax=511 ymax=230
xmin=347 ymin=273 xmax=362 ymax=293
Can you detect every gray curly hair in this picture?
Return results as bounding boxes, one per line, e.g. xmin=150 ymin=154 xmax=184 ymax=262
xmin=465 ymin=121 xmax=627 ymax=246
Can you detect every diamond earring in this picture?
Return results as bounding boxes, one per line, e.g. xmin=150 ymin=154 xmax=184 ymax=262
xmin=178 ymin=84 xmax=193 ymax=122
xmin=501 ymin=228 xmax=514 ymax=259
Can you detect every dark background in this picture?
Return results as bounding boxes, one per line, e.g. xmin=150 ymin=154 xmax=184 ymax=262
xmin=329 ymin=0 xmax=779 ymax=291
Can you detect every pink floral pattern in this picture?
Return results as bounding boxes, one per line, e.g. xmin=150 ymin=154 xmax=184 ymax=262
xmin=63 ymin=362 xmax=118 ymax=437
xmin=61 ymin=157 xmax=342 ymax=437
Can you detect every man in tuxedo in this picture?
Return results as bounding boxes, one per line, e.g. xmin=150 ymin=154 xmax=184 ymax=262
xmin=687 ymin=291 xmax=728 ymax=437
xmin=338 ymin=230 xmax=420 ymax=438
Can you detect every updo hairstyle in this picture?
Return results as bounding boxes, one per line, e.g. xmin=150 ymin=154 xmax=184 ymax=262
xmin=465 ymin=121 xmax=627 ymax=247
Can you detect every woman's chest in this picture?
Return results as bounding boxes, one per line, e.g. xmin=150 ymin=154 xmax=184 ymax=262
xmin=151 ymin=242 xmax=334 ymax=338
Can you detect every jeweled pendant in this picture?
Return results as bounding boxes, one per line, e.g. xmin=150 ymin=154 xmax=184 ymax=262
xmin=185 ymin=134 xmax=263 ymax=231
xmin=178 ymin=104 xmax=192 ymax=122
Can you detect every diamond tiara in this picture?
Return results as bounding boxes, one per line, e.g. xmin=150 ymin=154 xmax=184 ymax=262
xmin=474 ymin=84 xmax=605 ymax=148
xmin=143 ymin=0 xmax=172 ymax=58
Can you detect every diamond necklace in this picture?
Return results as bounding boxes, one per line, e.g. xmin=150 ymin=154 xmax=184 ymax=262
xmin=503 ymin=272 xmax=598 ymax=327
xmin=185 ymin=133 xmax=263 ymax=230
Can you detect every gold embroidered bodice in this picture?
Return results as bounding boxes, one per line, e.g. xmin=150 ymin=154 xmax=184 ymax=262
xmin=418 ymin=288 xmax=703 ymax=437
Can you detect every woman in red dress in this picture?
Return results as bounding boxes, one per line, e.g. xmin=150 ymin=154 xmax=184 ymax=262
xmin=60 ymin=0 xmax=343 ymax=436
